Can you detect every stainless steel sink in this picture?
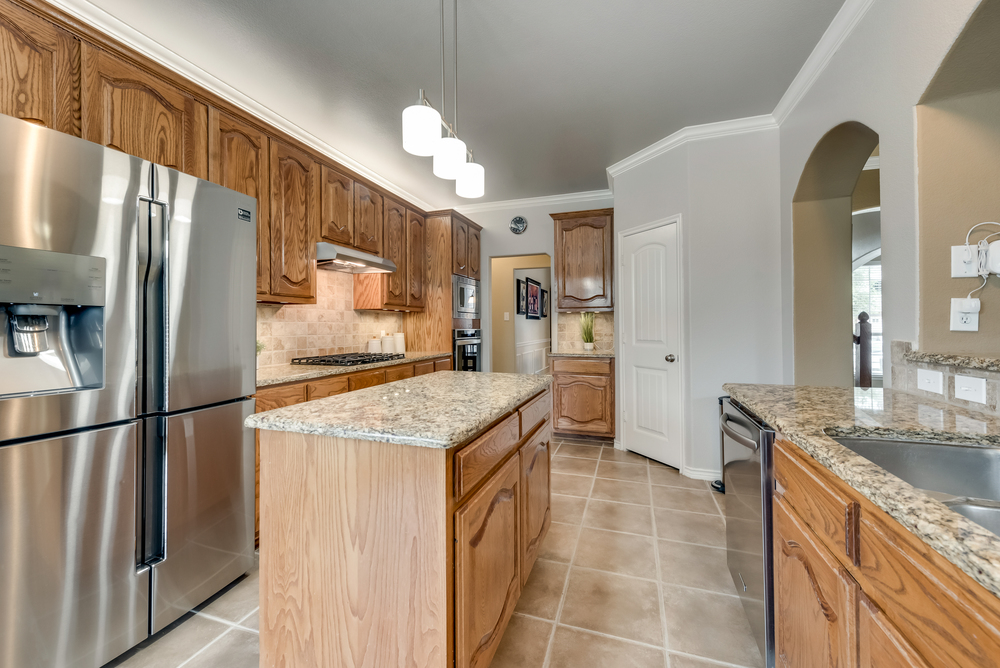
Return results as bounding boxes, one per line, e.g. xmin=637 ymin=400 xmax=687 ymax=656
xmin=945 ymin=500 xmax=1000 ymax=536
xmin=832 ymin=437 xmax=1000 ymax=503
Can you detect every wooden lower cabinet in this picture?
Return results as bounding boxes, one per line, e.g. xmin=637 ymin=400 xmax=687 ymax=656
xmin=552 ymin=357 xmax=615 ymax=438
xmin=435 ymin=357 xmax=452 ymax=372
xmin=414 ymin=360 xmax=436 ymax=376
xmin=455 ymin=455 xmax=521 ymax=668
xmin=519 ymin=422 xmax=551 ymax=584
xmin=773 ymin=496 xmax=858 ymax=668
xmin=859 ymin=595 xmax=929 ymax=668
xmin=348 ymin=369 xmax=385 ymax=391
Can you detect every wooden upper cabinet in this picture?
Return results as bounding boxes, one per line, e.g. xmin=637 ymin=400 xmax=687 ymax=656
xmin=0 ymin=0 xmax=79 ymax=135
xmin=383 ymin=197 xmax=407 ymax=307
xmin=468 ymin=224 xmax=481 ymax=280
xmin=406 ymin=210 xmax=426 ymax=309
xmin=320 ymin=164 xmax=353 ymax=246
xmin=452 ymin=216 xmax=469 ymax=276
xmin=354 ymin=182 xmax=383 ymax=256
xmin=81 ymin=44 xmax=207 ymax=178
xmin=208 ymin=109 xmax=270 ymax=296
xmin=268 ymin=139 xmax=318 ymax=301
xmin=774 ymin=497 xmax=858 ymax=668
xmin=552 ymin=208 xmax=614 ymax=311
xmin=455 ymin=456 xmax=520 ymax=668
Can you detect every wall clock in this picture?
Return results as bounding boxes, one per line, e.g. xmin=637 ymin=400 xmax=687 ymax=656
xmin=509 ymin=216 xmax=528 ymax=235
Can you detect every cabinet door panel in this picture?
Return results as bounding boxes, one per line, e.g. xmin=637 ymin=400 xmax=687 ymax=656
xmin=774 ymin=497 xmax=857 ymax=668
xmin=553 ymin=211 xmax=613 ymax=311
xmin=383 ymin=197 xmax=407 ymax=307
xmin=452 ymin=217 xmax=469 ymax=276
xmin=455 ymin=456 xmax=520 ymax=668
xmin=553 ymin=374 xmax=613 ymax=437
xmin=520 ymin=422 xmax=551 ymax=584
xmin=859 ymin=595 xmax=930 ymax=668
xmin=353 ymin=182 xmax=382 ymax=256
xmin=468 ymin=225 xmax=481 ymax=280
xmin=0 ymin=0 xmax=79 ymax=134
xmin=82 ymin=44 xmax=207 ymax=178
xmin=269 ymin=140 xmax=318 ymax=300
xmin=208 ymin=109 xmax=269 ymax=296
xmin=320 ymin=164 xmax=353 ymax=246
xmin=407 ymin=210 xmax=426 ymax=309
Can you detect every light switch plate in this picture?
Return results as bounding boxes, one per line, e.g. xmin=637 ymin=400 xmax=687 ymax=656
xmin=917 ymin=368 xmax=944 ymax=395
xmin=951 ymin=298 xmax=980 ymax=331
xmin=955 ymin=374 xmax=987 ymax=404
xmin=952 ymin=245 xmax=980 ymax=277
xmin=504 ymin=312 xmax=510 ymax=321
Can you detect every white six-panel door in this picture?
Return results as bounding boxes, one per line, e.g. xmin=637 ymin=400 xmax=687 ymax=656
xmin=621 ymin=221 xmax=682 ymax=467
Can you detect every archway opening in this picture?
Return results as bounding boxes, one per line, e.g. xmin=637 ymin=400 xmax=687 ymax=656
xmin=793 ymin=121 xmax=880 ymax=387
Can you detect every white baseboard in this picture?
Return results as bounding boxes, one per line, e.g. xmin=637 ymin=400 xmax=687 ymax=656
xmin=681 ymin=466 xmax=721 ymax=481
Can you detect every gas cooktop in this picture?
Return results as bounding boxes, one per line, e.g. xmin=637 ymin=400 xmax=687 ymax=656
xmin=290 ymin=353 xmax=406 ymax=367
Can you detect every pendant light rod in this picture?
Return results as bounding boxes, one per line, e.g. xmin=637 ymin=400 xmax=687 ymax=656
xmin=453 ymin=0 xmax=458 ymax=133
xmin=440 ymin=0 xmax=446 ymax=126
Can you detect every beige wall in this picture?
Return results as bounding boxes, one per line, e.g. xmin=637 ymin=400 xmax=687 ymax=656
xmin=851 ymin=169 xmax=880 ymax=212
xmin=918 ymin=89 xmax=1000 ymax=354
xmin=256 ymin=270 xmax=404 ymax=368
xmin=490 ymin=254 xmax=550 ymax=374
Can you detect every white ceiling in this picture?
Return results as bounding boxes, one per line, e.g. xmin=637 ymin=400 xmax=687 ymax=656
xmin=85 ymin=0 xmax=846 ymax=208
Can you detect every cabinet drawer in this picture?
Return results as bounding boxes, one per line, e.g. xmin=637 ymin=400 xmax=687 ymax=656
xmin=455 ymin=413 xmax=521 ymax=499
xmin=552 ymin=358 xmax=611 ymax=375
xmin=434 ymin=357 xmax=451 ymax=372
xmin=386 ymin=364 xmax=415 ymax=383
xmin=348 ymin=369 xmax=386 ymax=391
xmin=414 ymin=360 xmax=436 ymax=376
xmin=519 ymin=388 xmax=552 ymax=438
xmin=305 ymin=375 xmax=348 ymax=400
xmin=255 ymin=383 xmax=306 ymax=411
xmin=774 ymin=440 xmax=856 ymax=561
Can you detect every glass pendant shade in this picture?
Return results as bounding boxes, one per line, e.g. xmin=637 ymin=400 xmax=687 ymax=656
xmin=432 ymin=136 xmax=467 ymax=180
xmin=456 ymin=161 xmax=485 ymax=198
xmin=402 ymin=104 xmax=441 ymax=156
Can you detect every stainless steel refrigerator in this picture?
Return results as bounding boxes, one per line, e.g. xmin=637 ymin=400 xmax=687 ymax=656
xmin=0 ymin=113 xmax=257 ymax=667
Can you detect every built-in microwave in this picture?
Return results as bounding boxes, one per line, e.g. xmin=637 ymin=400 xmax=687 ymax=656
xmin=452 ymin=274 xmax=480 ymax=319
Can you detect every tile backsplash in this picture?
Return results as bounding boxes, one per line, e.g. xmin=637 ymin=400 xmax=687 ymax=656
xmin=256 ymin=270 xmax=404 ymax=368
xmin=556 ymin=311 xmax=615 ymax=353
xmin=891 ymin=341 xmax=1000 ymax=416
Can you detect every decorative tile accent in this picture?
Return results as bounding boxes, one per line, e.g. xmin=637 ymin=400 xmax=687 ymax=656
xmin=255 ymin=270 xmax=403 ymax=368
xmin=556 ymin=311 xmax=615 ymax=353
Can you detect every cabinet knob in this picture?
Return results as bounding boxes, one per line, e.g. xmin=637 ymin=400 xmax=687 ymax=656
xmin=665 ymin=355 xmax=676 ymax=363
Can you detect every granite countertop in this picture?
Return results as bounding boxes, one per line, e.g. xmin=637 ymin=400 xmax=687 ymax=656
xmin=549 ymin=350 xmax=615 ymax=358
xmin=724 ymin=383 xmax=1000 ymax=598
xmin=904 ymin=349 xmax=1000 ymax=373
xmin=255 ymin=351 xmax=452 ymax=388
xmin=247 ymin=371 xmax=551 ymax=448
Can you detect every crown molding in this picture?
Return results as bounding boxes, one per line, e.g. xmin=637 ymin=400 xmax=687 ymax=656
xmin=45 ymin=0 xmax=437 ymax=212
xmin=454 ymin=188 xmax=613 ymax=215
xmin=771 ymin=0 xmax=876 ymax=124
xmin=605 ymin=114 xmax=777 ymax=187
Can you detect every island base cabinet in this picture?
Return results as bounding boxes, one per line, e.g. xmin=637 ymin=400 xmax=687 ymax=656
xmin=859 ymin=595 xmax=930 ymax=668
xmin=774 ymin=496 xmax=858 ymax=668
xmin=519 ymin=422 xmax=552 ymax=585
xmin=455 ymin=455 xmax=521 ymax=668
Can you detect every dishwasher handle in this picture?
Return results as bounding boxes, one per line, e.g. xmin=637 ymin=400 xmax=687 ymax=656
xmin=721 ymin=413 xmax=759 ymax=451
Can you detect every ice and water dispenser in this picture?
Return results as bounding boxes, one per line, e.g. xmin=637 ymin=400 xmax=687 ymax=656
xmin=0 ymin=245 xmax=106 ymax=399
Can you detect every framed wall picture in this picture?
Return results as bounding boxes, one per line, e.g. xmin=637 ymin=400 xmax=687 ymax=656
xmin=516 ymin=279 xmax=526 ymax=315
xmin=526 ymin=278 xmax=541 ymax=320
xmin=541 ymin=289 xmax=548 ymax=318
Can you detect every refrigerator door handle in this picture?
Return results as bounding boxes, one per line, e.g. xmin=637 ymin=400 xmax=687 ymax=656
xmin=141 ymin=416 xmax=166 ymax=568
xmin=138 ymin=199 xmax=168 ymax=414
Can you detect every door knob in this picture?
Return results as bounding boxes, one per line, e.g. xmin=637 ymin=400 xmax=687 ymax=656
xmin=665 ymin=354 xmax=676 ymax=363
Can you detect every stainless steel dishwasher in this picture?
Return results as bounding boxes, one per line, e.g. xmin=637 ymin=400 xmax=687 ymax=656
xmin=720 ymin=397 xmax=775 ymax=668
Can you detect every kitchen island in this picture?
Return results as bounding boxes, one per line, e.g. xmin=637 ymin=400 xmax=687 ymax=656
xmin=247 ymin=371 xmax=552 ymax=668
xmin=725 ymin=384 xmax=1000 ymax=667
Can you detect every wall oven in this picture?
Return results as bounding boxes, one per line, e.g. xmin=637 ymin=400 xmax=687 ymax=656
xmin=452 ymin=275 xmax=480 ymax=319
xmin=453 ymin=329 xmax=482 ymax=372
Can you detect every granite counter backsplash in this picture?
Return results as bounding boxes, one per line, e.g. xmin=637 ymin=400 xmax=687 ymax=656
xmin=256 ymin=351 xmax=451 ymax=388
xmin=723 ymin=383 xmax=1000 ymax=599
xmin=248 ymin=371 xmax=551 ymax=449
xmin=891 ymin=341 xmax=1000 ymax=415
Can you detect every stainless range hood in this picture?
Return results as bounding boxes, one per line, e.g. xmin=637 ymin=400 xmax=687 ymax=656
xmin=316 ymin=242 xmax=397 ymax=274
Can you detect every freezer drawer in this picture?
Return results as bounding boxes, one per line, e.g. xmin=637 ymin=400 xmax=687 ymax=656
xmin=150 ymin=400 xmax=255 ymax=632
xmin=0 ymin=422 xmax=148 ymax=668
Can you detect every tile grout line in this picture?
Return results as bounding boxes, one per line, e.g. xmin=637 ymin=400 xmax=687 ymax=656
xmin=668 ymin=649 xmax=759 ymax=668
xmin=540 ymin=466 xmax=597 ymax=668
xmin=647 ymin=457 xmax=672 ymax=668
xmin=176 ymin=626 xmax=235 ymax=668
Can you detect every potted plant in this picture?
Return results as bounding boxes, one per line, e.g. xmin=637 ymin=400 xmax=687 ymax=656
xmin=256 ymin=339 xmax=265 ymax=370
xmin=580 ymin=312 xmax=595 ymax=352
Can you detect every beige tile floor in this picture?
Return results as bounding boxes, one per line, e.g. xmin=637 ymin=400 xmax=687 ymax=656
xmin=106 ymin=438 xmax=762 ymax=668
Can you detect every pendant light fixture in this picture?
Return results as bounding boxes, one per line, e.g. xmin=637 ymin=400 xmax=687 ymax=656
xmin=401 ymin=0 xmax=484 ymax=198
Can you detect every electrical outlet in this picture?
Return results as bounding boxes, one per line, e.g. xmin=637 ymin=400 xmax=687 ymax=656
xmin=504 ymin=312 xmax=510 ymax=321
xmin=951 ymin=298 xmax=980 ymax=331
xmin=955 ymin=374 xmax=987 ymax=404
xmin=917 ymin=368 xmax=944 ymax=395
xmin=952 ymin=245 xmax=980 ymax=277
